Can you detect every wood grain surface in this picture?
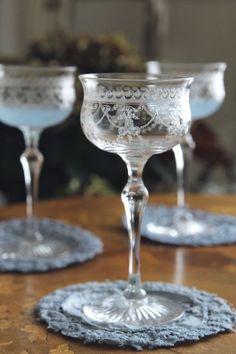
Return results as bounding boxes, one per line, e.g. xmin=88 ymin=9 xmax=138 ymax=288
xmin=0 ymin=194 xmax=236 ymax=354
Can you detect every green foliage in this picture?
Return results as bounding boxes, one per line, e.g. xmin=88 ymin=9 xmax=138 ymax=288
xmin=27 ymin=32 xmax=144 ymax=73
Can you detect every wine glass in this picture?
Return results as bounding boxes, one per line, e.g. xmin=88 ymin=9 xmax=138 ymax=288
xmin=72 ymin=73 xmax=193 ymax=328
xmin=146 ymin=62 xmax=226 ymax=237
xmin=0 ymin=65 xmax=76 ymax=259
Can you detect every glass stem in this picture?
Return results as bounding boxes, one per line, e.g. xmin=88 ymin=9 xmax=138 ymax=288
xmin=173 ymin=133 xmax=195 ymax=210
xmin=20 ymin=129 xmax=44 ymax=241
xmin=121 ymin=159 xmax=148 ymax=300
xmin=173 ymin=144 xmax=185 ymax=209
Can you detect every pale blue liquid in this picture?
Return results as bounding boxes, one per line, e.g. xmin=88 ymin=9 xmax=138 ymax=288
xmin=190 ymin=99 xmax=222 ymax=120
xmin=0 ymin=106 xmax=72 ymax=130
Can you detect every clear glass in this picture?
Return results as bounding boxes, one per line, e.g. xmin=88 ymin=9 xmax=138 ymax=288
xmin=68 ymin=73 xmax=193 ymax=328
xmin=146 ymin=62 xmax=226 ymax=237
xmin=0 ymin=65 xmax=76 ymax=259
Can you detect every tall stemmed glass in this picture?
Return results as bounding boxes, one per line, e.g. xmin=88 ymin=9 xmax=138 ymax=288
xmin=0 ymin=65 xmax=76 ymax=259
xmin=78 ymin=73 xmax=193 ymax=328
xmin=146 ymin=62 xmax=226 ymax=236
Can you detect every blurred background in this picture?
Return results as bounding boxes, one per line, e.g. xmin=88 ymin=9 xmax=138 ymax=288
xmin=0 ymin=0 xmax=235 ymax=205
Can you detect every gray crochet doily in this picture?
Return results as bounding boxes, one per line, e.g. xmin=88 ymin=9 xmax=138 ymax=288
xmin=37 ymin=281 xmax=236 ymax=350
xmin=0 ymin=218 xmax=103 ymax=272
xmin=124 ymin=205 xmax=236 ymax=246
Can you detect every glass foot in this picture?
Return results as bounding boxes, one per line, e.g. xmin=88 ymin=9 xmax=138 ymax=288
xmin=0 ymin=218 xmax=79 ymax=260
xmin=62 ymin=288 xmax=190 ymax=329
xmin=147 ymin=218 xmax=209 ymax=238
xmin=83 ymin=293 xmax=184 ymax=327
xmin=1 ymin=239 xmax=76 ymax=259
xmin=145 ymin=206 xmax=215 ymax=238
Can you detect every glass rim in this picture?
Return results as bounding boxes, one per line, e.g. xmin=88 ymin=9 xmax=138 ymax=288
xmin=79 ymin=72 xmax=194 ymax=84
xmin=146 ymin=61 xmax=227 ymax=72
xmin=0 ymin=64 xmax=77 ymax=74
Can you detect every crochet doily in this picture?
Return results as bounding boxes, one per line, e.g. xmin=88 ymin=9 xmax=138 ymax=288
xmin=38 ymin=281 xmax=236 ymax=350
xmin=0 ymin=218 xmax=103 ymax=272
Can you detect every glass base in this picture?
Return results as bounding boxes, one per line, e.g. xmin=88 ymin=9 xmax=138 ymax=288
xmin=146 ymin=207 xmax=213 ymax=238
xmin=147 ymin=219 xmax=209 ymax=238
xmin=0 ymin=218 xmax=79 ymax=260
xmin=62 ymin=288 xmax=190 ymax=329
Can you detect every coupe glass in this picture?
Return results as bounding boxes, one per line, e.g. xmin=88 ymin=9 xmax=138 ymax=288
xmin=78 ymin=73 xmax=193 ymax=328
xmin=0 ymin=65 xmax=76 ymax=259
xmin=146 ymin=62 xmax=226 ymax=237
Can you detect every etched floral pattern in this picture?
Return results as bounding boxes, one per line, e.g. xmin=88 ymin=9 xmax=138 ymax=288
xmin=188 ymin=71 xmax=224 ymax=100
xmin=0 ymin=74 xmax=75 ymax=109
xmin=80 ymin=80 xmax=191 ymax=143
xmin=82 ymin=98 xmax=189 ymax=141
xmin=85 ymin=83 xmax=185 ymax=102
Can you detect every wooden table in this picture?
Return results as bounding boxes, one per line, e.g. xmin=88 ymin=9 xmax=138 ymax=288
xmin=0 ymin=194 xmax=236 ymax=354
